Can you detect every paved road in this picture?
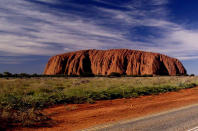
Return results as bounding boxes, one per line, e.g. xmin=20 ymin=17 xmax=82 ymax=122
xmin=83 ymin=104 xmax=198 ymax=131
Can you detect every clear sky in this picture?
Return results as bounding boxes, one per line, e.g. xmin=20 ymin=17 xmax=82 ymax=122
xmin=0 ymin=0 xmax=198 ymax=74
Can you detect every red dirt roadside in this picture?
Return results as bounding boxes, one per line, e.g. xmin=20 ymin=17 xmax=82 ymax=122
xmin=18 ymin=87 xmax=198 ymax=131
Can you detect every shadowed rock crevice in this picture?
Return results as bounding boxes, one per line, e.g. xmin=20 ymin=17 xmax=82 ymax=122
xmin=156 ymin=61 xmax=169 ymax=75
xmin=82 ymin=51 xmax=93 ymax=75
xmin=61 ymin=57 xmax=68 ymax=74
xmin=123 ymin=56 xmax=128 ymax=75
xmin=174 ymin=62 xmax=180 ymax=75
xmin=153 ymin=56 xmax=169 ymax=75
xmin=44 ymin=49 xmax=187 ymax=76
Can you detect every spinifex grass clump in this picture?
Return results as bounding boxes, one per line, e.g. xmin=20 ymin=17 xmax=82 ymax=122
xmin=0 ymin=107 xmax=49 ymax=128
xmin=0 ymin=92 xmax=51 ymax=129
xmin=0 ymin=77 xmax=198 ymax=129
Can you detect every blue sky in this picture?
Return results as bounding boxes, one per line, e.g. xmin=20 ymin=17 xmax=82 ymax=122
xmin=0 ymin=0 xmax=198 ymax=74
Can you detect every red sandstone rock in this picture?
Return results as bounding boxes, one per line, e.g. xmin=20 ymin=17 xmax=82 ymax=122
xmin=44 ymin=49 xmax=187 ymax=76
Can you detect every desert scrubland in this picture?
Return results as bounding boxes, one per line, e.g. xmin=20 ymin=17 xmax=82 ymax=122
xmin=0 ymin=76 xmax=198 ymax=130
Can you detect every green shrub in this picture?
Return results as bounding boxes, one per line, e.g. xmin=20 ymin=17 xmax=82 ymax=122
xmin=108 ymin=72 xmax=121 ymax=77
xmin=142 ymin=74 xmax=153 ymax=77
xmin=80 ymin=72 xmax=95 ymax=77
xmin=3 ymin=72 xmax=12 ymax=77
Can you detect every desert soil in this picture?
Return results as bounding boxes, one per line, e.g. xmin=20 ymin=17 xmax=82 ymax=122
xmin=16 ymin=87 xmax=198 ymax=131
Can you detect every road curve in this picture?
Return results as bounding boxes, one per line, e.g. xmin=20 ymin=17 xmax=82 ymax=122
xmin=82 ymin=103 xmax=198 ymax=131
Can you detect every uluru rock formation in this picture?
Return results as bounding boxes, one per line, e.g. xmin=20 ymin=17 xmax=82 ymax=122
xmin=44 ymin=49 xmax=187 ymax=76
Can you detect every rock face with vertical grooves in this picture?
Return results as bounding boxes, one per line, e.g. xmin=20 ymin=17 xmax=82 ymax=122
xmin=44 ymin=49 xmax=187 ymax=76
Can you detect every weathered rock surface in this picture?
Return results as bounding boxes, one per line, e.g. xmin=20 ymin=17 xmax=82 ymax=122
xmin=44 ymin=49 xmax=187 ymax=76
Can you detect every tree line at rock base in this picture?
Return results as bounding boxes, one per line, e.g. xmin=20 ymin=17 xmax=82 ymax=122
xmin=0 ymin=72 xmax=194 ymax=78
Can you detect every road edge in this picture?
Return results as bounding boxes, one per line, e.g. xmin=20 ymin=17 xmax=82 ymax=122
xmin=81 ymin=103 xmax=198 ymax=131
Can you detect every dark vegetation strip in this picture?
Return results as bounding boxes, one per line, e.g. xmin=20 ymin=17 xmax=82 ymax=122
xmin=0 ymin=71 xmax=193 ymax=78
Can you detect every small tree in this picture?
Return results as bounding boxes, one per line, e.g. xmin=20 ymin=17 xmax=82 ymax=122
xmin=19 ymin=73 xmax=30 ymax=78
xmin=81 ymin=72 xmax=95 ymax=77
xmin=108 ymin=72 xmax=121 ymax=77
xmin=3 ymin=72 xmax=12 ymax=77
xmin=190 ymin=74 xmax=195 ymax=77
xmin=32 ymin=73 xmax=38 ymax=77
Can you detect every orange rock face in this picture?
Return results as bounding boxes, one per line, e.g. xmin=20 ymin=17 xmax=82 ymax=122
xmin=44 ymin=49 xmax=187 ymax=76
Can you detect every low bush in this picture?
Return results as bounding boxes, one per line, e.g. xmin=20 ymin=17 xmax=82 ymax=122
xmin=80 ymin=72 xmax=95 ymax=77
xmin=108 ymin=72 xmax=121 ymax=77
xmin=190 ymin=74 xmax=195 ymax=76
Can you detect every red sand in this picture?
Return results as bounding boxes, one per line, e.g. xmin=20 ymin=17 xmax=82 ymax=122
xmin=17 ymin=87 xmax=198 ymax=131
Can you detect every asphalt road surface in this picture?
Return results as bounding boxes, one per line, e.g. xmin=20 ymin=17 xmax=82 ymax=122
xmin=83 ymin=104 xmax=198 ymax=131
